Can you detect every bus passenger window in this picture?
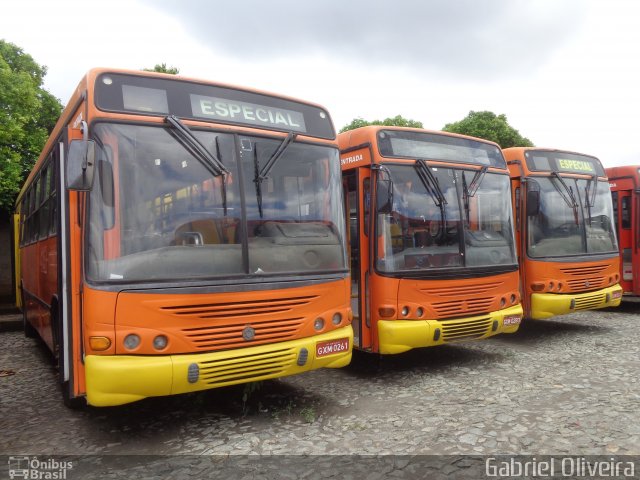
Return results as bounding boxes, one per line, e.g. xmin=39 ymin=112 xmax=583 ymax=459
xmin=622 ymin=196 xmax=631 ymax=229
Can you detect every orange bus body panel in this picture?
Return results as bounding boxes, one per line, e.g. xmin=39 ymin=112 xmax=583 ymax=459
xmin=16 ymin=68 xmax=352 ymax=406
xmin=505 ymin=147 xmax=622 ymax=319
xmin=341 ymin=126 xmax=522 ymax=354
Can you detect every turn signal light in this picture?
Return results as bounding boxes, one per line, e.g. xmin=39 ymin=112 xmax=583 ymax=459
xmin=378 ymin=307 xmax=396 ymax=318
xmin=531 ymin=282 xmax=545 ymax=292
xmin=89 ymin=336 xmax=112 ymax=351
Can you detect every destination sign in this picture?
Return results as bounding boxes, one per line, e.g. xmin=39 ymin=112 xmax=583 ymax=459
xmin=94 ymin=72 xmax=335 ymax=139
xmin=191 ymin=95 xmax=307 ymax=133
xmin=557 ymin=158 xmax=596 ymax=173
xmin=525 ymin=150 xmax=605 ymax=176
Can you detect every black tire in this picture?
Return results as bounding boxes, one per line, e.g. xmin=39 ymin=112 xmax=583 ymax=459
xmin=22 ymin=292 xmax=37 ymax=339
xmin=54 ymin=306 xmax=86 ymax=409
xmin=61 ymin=380 xmax=86 ymax=410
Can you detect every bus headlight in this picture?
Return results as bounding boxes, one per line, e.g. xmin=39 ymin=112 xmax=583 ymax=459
xmin=332 ymin=312 xmax=342 ymax=325
xmin=123 ymin=334 xmax=140 ymax=350
xmin=153 ymin=335 xmax=168 ymax=350
xmin=314 ymin=318 xmax=325 ymax=331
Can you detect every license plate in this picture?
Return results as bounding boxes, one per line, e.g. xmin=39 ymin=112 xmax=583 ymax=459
xmin=316 ymin=338 xmax=350 ymax=357
xmin=503 ymin=315 xmax=521 ymax=327
xmin=612 ymin=290 xmax=623 ymax=299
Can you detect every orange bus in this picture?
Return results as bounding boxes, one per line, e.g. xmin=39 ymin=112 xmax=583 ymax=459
xmin=14 ymin=68 xmax=352 ymax=407
xmin=340 ymin=127 xmax=522 ymax=355
xmin=504 ymin=147 xmax=622 ymax=319
xmin=605 ymin=165 xmax=640 ymax=300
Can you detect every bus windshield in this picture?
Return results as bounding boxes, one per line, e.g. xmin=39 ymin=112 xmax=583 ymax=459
xmin=527 ymin=176 xmax=617 ymax=257
xmin=87 ymin=122 xmax=346 ymax=283
xmin=375 ymin=164 xmax=516 ymax=273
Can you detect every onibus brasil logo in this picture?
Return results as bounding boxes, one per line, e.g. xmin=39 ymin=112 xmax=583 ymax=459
xmin=8 ymin=457 xmax=73 ymax=479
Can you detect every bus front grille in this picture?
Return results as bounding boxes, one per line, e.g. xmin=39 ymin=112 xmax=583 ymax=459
xmin=161 ymin=295 xmax=318 ymax=319
xmin=432 ymin=297 xmax=494 ymax=318
xmin=422 ymin=282 xmax=503 ymax=296
xmin=181 ymin=317 xmax=305 ymax=350
xmin=566 ymin=277 xmax=606 ymax=292
xmin=198 ymin=348 xmax=297 ymax=387
xmin=560 ymin=265 xmax=607 ymax=276
xmin=573 ymin=293 xmax=606 ymax=311
xmin=440 ymin=317 xmax=493 ymax=342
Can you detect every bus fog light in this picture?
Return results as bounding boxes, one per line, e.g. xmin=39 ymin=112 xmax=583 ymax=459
xmin=314 ymin=318 xmax=325 ymax=331
xmin=153 ymin=335 xmax=168 ymax=350
xmin=123 ymin=334 xmax=140 ymax=350
xmin=332 ymin=312 xmax=342 ymax=325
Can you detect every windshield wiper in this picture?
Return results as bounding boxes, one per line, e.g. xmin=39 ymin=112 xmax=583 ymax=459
xmin=414 ymin=159 xmax=447 ymax=227
xmin=165 ymin=115 xmax=229 ymax=176
xmin=165 ymin=115 xmax=230 ymax=215
xmin=254 ymin=132 xmax=296 ymax=218
xmin=584 ymin=173 xmax=598 ymax=226
xmin=551 ymin=171 xmax=579 ymax=224
xmin=461 ymin=166 xmax=488 ymax=225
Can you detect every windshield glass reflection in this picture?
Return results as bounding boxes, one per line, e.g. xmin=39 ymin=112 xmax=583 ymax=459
xmin=527 ymin=177 xmax=617 ymax=257
xmin=87 ymin=123 xmax=346 ymax=282
xmin=375 ymin=164 xmax=516 ymax=273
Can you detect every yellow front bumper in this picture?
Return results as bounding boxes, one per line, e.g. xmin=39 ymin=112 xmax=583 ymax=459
xmin=85 ymin=325 xmax=353 ymax=407
xmin=377 ymin=304 xmax=523 ymax=355
xmin=530 ymin=284 xmax=623 ymax=320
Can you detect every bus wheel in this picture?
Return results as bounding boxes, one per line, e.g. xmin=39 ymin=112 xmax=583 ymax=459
xmin=53 ymin=307 xmax=86 ymax=410
xmin=61 ymin=381 xmax=86 ymax=410
xmin=22 ymin=293 xmax=37 ymax=339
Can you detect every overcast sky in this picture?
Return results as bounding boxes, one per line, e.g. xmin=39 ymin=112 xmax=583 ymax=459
xmin=2 ymin=0 xmax=640 ymax=167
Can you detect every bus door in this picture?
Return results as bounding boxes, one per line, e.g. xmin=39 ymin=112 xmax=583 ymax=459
xmin=613 ymin=189 xmax=635 ymax=293
xmin=344 ymin=168 xmax=372 ymax=349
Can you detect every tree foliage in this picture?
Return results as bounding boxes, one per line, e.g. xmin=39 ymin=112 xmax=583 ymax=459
xmin=442 ymin=111 xmax=533 ymax=149
xmin=143 ymin=63 xmax=179 ymax=74
xmin=340 ymin=114 xmax=423 ymax=133
xmin=0 ymin=40 xmax=62 ymax=212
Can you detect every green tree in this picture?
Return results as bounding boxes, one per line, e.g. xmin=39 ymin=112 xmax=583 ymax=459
xmin=442 ymin=111 xmax=533 ymax=148
xmin=143 ymin=63 xmax=179 ymax=74
xmin=340 ymin=114 xmax=423 ymax=133
xmin=0 ymin=40 xmax=62 ymax=212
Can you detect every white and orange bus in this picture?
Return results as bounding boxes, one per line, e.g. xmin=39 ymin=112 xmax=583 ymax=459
xmin=340 ymin=127 xmax=522 ymax=355
xmin=14 ymin=68 xmax=352 ymax=407
xmin=605 ymin=165 xmax=640 ymax=300
xmin=504 ymin=147 xmax=622 ymax=319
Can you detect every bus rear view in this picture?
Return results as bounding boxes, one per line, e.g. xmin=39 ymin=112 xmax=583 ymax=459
xmin=505 ymin=148 xmax=622 ymax=319
xmin=341 ymin=127 xmax=522 ymax=355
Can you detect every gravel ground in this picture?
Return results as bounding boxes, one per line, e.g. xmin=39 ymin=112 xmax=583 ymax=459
xmin=0 ymin=304 xmax=638 ymax=476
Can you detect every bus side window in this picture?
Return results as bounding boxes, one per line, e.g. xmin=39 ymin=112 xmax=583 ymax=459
xmin=622 ymin=196 xmax=631 ymax=229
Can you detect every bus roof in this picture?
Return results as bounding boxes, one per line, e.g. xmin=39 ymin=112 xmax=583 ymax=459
xmin=338 ymin=125 xmax=502 ymax=151
xmin=16 ymin=68 xmax=336 ymax=205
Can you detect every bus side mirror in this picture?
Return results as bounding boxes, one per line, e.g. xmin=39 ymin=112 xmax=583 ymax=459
xmin=526 ymin=190 xmax=540 ymax=216
xmin=66 ymin=139 xmax=96 ymax=191
xmin=376 ymin=179 xmax=393 ymax=214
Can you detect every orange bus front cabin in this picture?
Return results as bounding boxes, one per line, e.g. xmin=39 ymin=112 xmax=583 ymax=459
xmin=14 ymin=68 xmax=353 ymax=407
xmin=340 ymin=127 xmax=522 ymax=355
xmin=606 ymin=165 xmax=640 ymax=300
xmin=505 ymin=148 xmax=622 ymax=319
